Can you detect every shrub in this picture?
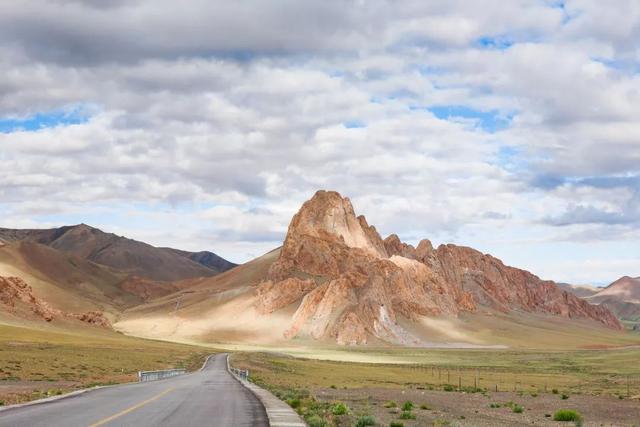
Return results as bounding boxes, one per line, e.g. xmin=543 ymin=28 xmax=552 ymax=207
xmin=355 ymin=415 xmax=376 ymax=427
xmin=384 ymin=400 xmax=397 ymax=408
xmin=512 ymin=404 xmax=524 ymax=413
xmin=286 ymin=398 xmax=301 ymax=408
xmin=0 ymin=400 xmax=4 ymax=406
xmin=399 ymin=411 xmax=416 ymax=420
xmin=553 ymin=409 xmax=582 ymax=422
xmin=306 ymin=415 xmax=328 ymax=427
xmin=331 ymin=402 xmax=348 ymax=415
xmin=552 ymin=389 xmax=559 ymax=394
xmin=330 ymin=384 xmax=336 ymax=389
xmin=401 ymin=401 xmax=413 ymax=411
xmin=561 ymin=394 xmax=569 ymax=400
xmin=419 ymin=403 xmax=431 ymax=410
xmin=489 ymin=403 xmax=501 ymax=408
xmin=442 ymin=384 xmax=455 ymax=392
xmin=389 ymin=422 xmax=404 ymax=427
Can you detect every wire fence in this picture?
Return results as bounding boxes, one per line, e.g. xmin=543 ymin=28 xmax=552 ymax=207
xmin=405 ymin=364 xmax=638 ymax=398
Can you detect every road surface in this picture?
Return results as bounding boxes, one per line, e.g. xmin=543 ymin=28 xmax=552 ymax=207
xmin=0 ymin=354 xmax=269 ymax=427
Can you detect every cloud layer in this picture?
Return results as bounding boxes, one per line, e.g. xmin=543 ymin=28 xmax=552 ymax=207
xmin=1 ymin=0 xmax=639 ymax=283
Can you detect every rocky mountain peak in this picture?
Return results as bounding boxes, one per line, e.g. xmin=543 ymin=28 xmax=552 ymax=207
xmin=285 ymin=190 xmax=388 ymax=258
xmin=257 ymin=190 xmax=622 ymax=345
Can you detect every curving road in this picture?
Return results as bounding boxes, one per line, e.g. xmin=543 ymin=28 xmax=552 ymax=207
xmin=0 ymin=354 xmax=269 ymax=427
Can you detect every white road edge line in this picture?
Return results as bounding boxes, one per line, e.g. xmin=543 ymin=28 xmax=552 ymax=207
xmin=226 ymin=354 xmax=306 ymax=427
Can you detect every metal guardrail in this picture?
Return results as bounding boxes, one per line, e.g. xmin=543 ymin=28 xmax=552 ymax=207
xmin=230 ymin=367 xmax=249 ymax=380
xmin=138 ymin=368 xmax=186 ymax=382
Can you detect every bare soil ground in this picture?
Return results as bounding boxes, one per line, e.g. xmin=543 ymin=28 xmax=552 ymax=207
xmin=314 ymin=386 xmax=640 ymax=427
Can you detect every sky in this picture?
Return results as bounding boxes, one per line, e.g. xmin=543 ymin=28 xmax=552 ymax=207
xmin=0 ymin=0 xmax=639 ymax=285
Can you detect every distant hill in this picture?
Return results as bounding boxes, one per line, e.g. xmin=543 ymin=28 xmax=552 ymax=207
xmin=556 ymin=283 xmax=600 ymax=298
xmin=587 ymin=276 xmax=640 ymax=326
xmin=162 ymin=247 xmax=237 ymax=273
xmin=0 ymin=241 xmax=139 ymax=327
xmin=589 ymin=276 xmax=640 ymax=304
xmin=0 ymin=224 xmax=236 ymax=281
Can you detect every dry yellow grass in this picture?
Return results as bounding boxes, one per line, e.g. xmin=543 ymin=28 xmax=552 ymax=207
xmin=0 ymin=323 xmax=212 ymax=405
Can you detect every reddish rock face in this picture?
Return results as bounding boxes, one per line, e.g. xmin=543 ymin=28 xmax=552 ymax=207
xmin=255 ymin=190 xmax=623 ymax=345
xmin=0 ymin=276 xmax=58 ymax=321
xmin=0 ymin=275 xmax=112 ymax=328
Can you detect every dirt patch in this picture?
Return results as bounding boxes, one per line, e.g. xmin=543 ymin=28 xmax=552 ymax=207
xmin=0 ymin=380 xmax=79 ymax=405
xmin=314 ymin=387 xmax=640 ymax=427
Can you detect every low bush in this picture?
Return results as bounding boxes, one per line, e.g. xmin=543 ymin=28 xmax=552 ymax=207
xmin=512 ymin=404 xmax=524 ymax=413
xmin=355 ymin=415 xmax=376 ymax=427
xmin=419 ymin=403 xmax=431 ymax=410
xmin=489 ymin=403 xmax=501 ymax=408
xmin=286 ymin=398 xmax=301 ymax=408
xmin=399 ymin=411 xmax=416 ymax=420
xmin=384 ymin=400 xmax=397 ymax=408
xmin=553 ymin=409 xmax=582 ymax=422
xmin=442 ymin=384 xmax=455 ymax=392
xmin=552 ymin=389 xmax=559 ymax=394
xmin=561 ymin=394 xmax=569 ymax=400
xmin=389 ymin=422 xmax=404 ymax=427
xmin=401 ymin=401 xmax=413 ymax=411
xmin=331 ymin=402 xmax=348 ymax=415
xmin=305 ymin=415 xmax=328 ymax=427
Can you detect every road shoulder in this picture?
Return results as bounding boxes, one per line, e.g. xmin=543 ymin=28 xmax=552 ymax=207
xmin=226 ymin=355 xmax=306 ymax=427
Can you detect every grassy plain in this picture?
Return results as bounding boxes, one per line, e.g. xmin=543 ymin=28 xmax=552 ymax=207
xmin=232 ymin=349 xmax=640 ymax=426
xmin=233 ymin=347 xmax=640 ymax=397
xmin=0 ymin=323 xmax=212 ymax=405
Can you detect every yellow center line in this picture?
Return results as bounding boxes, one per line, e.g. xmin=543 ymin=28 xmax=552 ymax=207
xmin=88 ymin=387 xmax=175 ymax=427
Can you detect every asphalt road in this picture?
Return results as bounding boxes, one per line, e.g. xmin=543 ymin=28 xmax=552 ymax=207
xmin=0 ymin=354 xmax=269 ymax=427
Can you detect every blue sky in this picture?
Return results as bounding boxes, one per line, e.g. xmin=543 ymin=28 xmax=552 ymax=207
xmin=0 ymin=108 xmax=90 ymax=133
xmin=0 ymin=0 xmax=638 ymax=284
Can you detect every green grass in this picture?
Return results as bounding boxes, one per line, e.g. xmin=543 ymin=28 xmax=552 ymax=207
xmin=399 ymin=410 xmax=416 ymax=419
xmin=331 ymin=402 xmax=348 ymax=415
xmin=401 ymin=401 xmax=413 ymax=411
xmin=553 ymin=409 xmax=582 ymax=422
xmin=355 ymin=415 xmax=376 ymax=426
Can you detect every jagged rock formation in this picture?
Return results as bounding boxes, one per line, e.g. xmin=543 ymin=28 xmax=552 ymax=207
xmin=0 ymin=275 xmax=112 ymax=328
xmin=255 ymin=190 xmax=623 ymax=345
xmin=0 ymin=276 xmax=58 ymax=321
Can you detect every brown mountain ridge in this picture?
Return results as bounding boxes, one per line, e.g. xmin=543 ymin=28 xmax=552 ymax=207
xmin=0 ymin=224 xmax=236 ymax=281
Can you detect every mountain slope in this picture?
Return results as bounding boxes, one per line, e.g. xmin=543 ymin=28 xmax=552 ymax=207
xmin=0 ymin=241 xmax=143 ymax=328
xmin=556 ymin=283 xmax=600 ymax=298
xmin=118 ymin=190 xmax=624 ymax=348
xmin=588 ymin=276 xmax=640 ymax=304
xmin=586 ymin=276 xmax=640 ymax=325
xmin=0 ymin=224 xmax=235 ymax=281
xmin=162 ymin=247 xmax=237 ymax=273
